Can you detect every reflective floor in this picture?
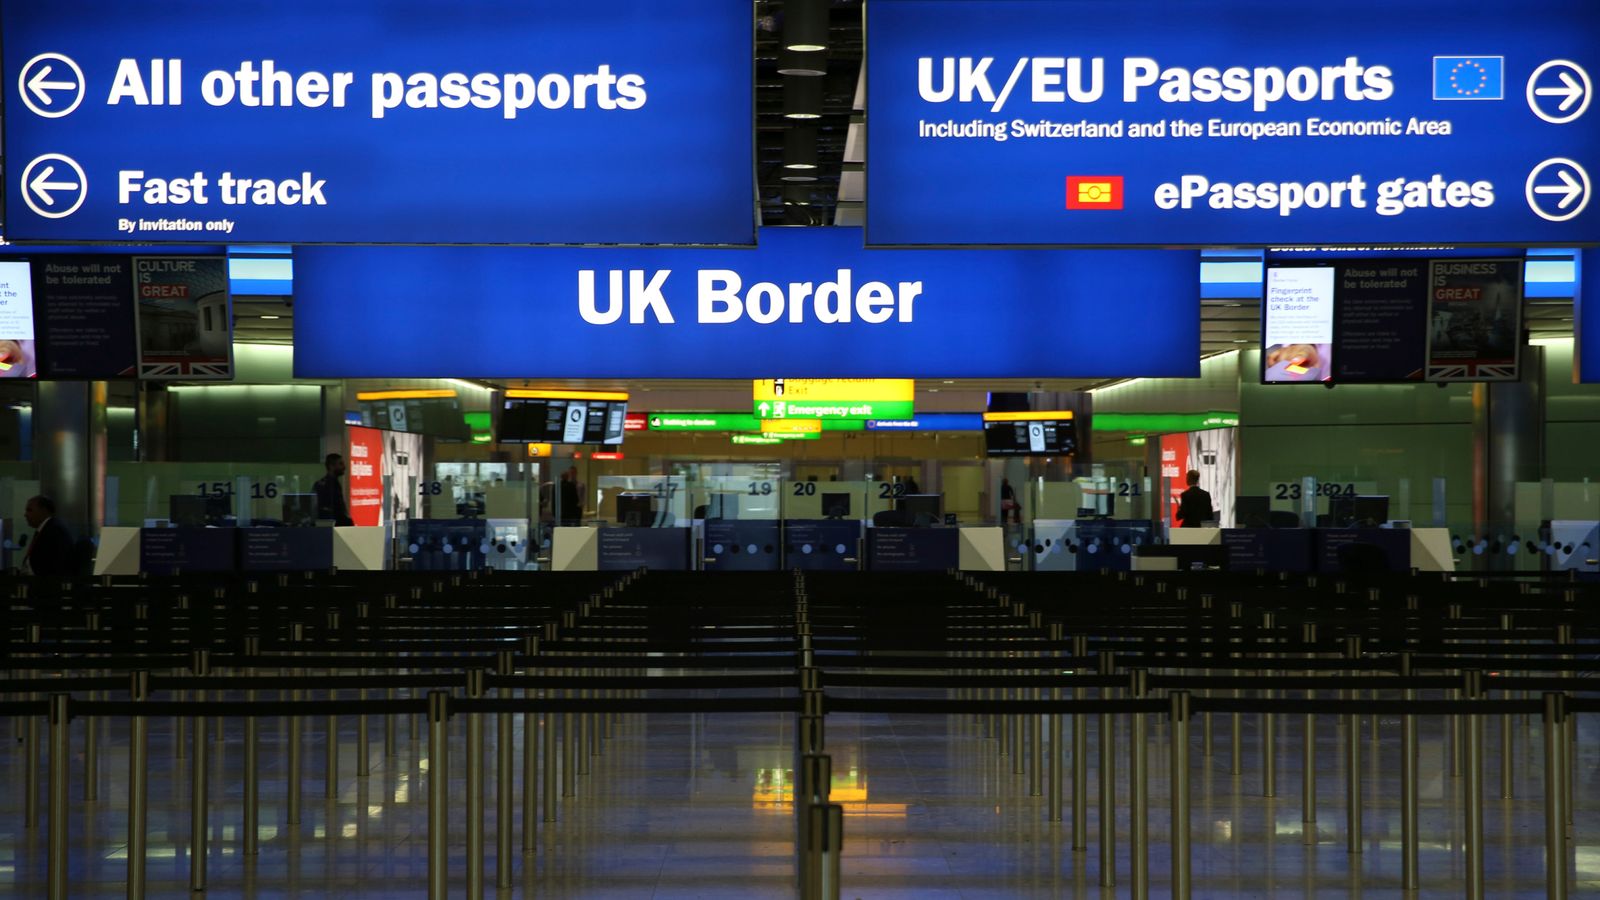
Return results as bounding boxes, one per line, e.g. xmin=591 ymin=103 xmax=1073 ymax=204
xmin=1 ymin=691 xmax=1596 ymax=897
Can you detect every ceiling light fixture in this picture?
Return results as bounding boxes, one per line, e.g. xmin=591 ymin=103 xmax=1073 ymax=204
xmin=777 ymin=46 xmax=827 ymax=77
xmin=783 ymin=76 xmax=823 ymax=119
xmin=783 ymin=126 xmax=818 ymax=170
xmin=783 ymin=0 xmax=829 ymax=53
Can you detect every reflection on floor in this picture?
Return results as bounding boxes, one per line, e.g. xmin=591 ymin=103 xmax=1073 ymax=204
xmin=1 ymin=691 xmax=1595 ymax=898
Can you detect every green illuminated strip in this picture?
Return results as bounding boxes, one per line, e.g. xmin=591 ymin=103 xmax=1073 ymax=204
xmin=646 ymin=412 xmax=762 ymax=431
xmin=1093 ymin=411 xmax=1238 ymax=433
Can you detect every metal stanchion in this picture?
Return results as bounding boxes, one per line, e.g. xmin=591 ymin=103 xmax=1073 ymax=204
xmin=128 ymin=671 xmax=151 ymax=900
xmin=1261 ymin=613 xmax=1276 ymax=799
xmin=562 ymin=669 xmax=575 ymax=798
xmin=1130 ymin=670 xmax=1149 ymax=900
xmin=1543 ymin=693 xmax=1567 ymax=900
xmin=804 ymin=803 xmax=844 ymax=900
xmin=1401 ymin=653 xmax=1419 ymax=892
xmin=241 ymin=636 xmax=261 ymax=858
xmin=1049 ymin=685 xmax=1063 ymax=822
xmin=190 ymin=650 xmax=211 ymax=893
xmin=357 ymin=685 xmax=370 ymax=777
xmin=385 ymin=687 xmax=397 ymax=757
xmin=798 ymin=753 xmax=831 ymax=899
xmin=25 ymin=699 xmax=39 ymax=828
xmin=1464 ymin=671 xmax=1484 ymax=900
xmin=1029 ymin=681 xmax=1042 ymax=792
xmin=543 ymin=698 xmax=558 ymax=823
xmin=1345 ymin=637 xmax=1362 ymax=855
xmin=83 ymin=684 xmax=98 ymax=803
xmin=1098 ymin=650 xmax=1116 ymax=888
xmin=48 ymin=693 xmax=69 ymax=900
xmin=466 ymin=670 xmax=486 ymax=898
xmin=1072 ymin=635 xmax=1088 ymax=851
xmin=1170 ymin=691 xmax=1191 ymax=900
xmin=495 ymin=654 xmax=515 ymax=887
xmin=427 ymin=690 xmax=450 ymax=900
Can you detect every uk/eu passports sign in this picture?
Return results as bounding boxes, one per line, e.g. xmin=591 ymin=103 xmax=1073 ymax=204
xmin=867 ymin=0 xmax=1600 ymax=246
xmin=1 ymin=1 xmax=753 ymax=245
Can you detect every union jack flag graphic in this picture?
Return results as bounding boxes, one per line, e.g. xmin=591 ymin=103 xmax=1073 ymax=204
xmin=141 ymin=360 xmax=233 ymax=378
xmin=1427 ymin=363 xmax=1518 ymax=381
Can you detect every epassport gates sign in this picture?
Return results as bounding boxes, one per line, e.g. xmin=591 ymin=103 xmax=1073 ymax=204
xmin=1 ymin=0 xmax=753 ymax=245
xmin=867 ymin=0 xmax=1600 ymax=246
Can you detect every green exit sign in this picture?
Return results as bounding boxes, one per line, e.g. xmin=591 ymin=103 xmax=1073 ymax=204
xmin=754 ymin=399 xmax=915 ymax=421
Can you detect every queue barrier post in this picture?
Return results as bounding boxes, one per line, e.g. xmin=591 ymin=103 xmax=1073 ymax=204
xmin=466 ymin=669 xmax=486 ymax=898
xmin=1543 ymin=693 xmax=1568 ymax=900
xmin=128 ymin=671 xmax=151 ymax=900
xmin=1169 ymin=691 xmax=1192 ymax=900
xmin=47 ymin=693 xmax=69 ymax=900
xmin=427 ymin=690 xmax=450 ymax=900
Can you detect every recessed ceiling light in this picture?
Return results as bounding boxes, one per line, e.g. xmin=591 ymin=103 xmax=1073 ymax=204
xmin=260 ymin=315 xmax=281 ymax=320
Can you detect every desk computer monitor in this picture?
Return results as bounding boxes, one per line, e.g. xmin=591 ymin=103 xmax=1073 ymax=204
xmin=898 ymin=493 xmax=942 ymax=526
xmin=1235 ymin=495 xmax=1271 ymax=529
xmin=171 ymin=494 xmax=230 ymax=526
xmin=616 ymin=492 xmax=655 ymax=527
xmin=281 ymin=493 xmax=319 ymax=527
xmin=1353 ymin=495 xmax=1389 ymax=527
xmin=821 ymin=492 xmax=851 ymax=519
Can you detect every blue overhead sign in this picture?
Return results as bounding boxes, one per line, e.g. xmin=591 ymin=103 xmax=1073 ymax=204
xmin=1 ymin=1 xmax=753 ymax=245
xmin=293 ymin=228 xmax=1200 ymax=379
xmin=866 ymin=414 xmax=984 ymax=431
xmin=866 ymin=0 xmax=1600 ymax=246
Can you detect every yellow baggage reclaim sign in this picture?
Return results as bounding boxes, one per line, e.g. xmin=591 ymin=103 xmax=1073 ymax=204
xmin=752 ymin=379 xmax=914 ymax=420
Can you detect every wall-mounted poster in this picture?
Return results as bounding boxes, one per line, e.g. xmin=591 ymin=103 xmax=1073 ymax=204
xmin=0 ymin=261 xmax=38 ymax=378
xmin=1161 ymin=428 xmax=1236 ymax=528
xmin=134 ymin=257 xmax=232 ymax=378
xmin=1426 ymin=259 xmax=1522 ymax=381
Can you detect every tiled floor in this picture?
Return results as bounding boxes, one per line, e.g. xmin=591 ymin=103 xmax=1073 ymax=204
xmin=1 ymin=688 xmax=1595 ymax=897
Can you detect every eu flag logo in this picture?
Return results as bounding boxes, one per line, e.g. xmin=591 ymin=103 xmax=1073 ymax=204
xmin=1433 ymin=56 xmax=1504 ymax=99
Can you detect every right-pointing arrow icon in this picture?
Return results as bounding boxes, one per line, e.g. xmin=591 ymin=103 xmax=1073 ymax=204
xmin=1533 ymin=168 xmax=1584 ymax=209
xmin=1534 ymin=71 xmax=1584 ymax=112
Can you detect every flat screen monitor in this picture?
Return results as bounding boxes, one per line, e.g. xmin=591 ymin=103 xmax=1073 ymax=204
xmin=1235 ymin=495 xmax=1271 ymax=529
xmin=281 ymin=493 xmax=318 ymax=526
xmin=898 ymin=493 xmax=942 ymax=526
xmin=171 ymin=493 xmax=230 ymax=526
xmin=616 ymin=492 xmax=654 ymax=527
xmin=1353 ymin=495 xmax=1389 ymax=527
xmin=0 ymin=260 xmax=38 ymax=379
xmin=498 ymin=397 xmax=627 ymax=445
xmin=983 ymin=419 xmax=1075 ymax=457
xmin=821 ymin=492 xmax=851 ymax=519
xmin=1262 ymin=264 xmax=1335 ymax=383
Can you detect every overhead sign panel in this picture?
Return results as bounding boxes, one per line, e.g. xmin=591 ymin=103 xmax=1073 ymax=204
xmin=753 ymin=378 xmax=915 ymax=420
xmin=1 ymin=0 xmax=753 ymax=245
xmin=867 ymin=0 xmax=1599 ymax=246
xmin=294 ymin=228 xmax=1200 ymax=378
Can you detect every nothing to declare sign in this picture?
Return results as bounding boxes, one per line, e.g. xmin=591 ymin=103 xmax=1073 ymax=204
xmin=867 ymin=0 xmax=1599 ymax=245
xmin=1 ymin=0 xmax=752 ymax=245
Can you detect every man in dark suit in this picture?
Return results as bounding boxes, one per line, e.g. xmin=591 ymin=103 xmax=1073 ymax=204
xmin=23 ymin=495 xmax=75 ymax=575
xmin=1175 ymin=470 xmax=1215 ymax=528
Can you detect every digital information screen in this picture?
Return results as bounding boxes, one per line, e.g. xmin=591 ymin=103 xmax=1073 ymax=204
xmin=0 ymin=261 xmax=38 ymax=378
xmin=983 ymin=415 xmax=1076 ymax=457
xmin=499 ymin=398 xmax=627 ymax=445
xmin=357 ymin=396 xmax=470 ymax=440
xmin=1263 ymin=266 xmax=1336 ymax=383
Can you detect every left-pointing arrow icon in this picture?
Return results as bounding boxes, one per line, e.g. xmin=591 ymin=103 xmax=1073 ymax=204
xmin=27 ymin=66 xmax=77 ymax=106
xmin=17 ymin=53 xmax=85 ymax=118
xmin=19 ymin=153 xmax=88 ymax=220
xmin=29 ymin=166 xmax=79 ymax=205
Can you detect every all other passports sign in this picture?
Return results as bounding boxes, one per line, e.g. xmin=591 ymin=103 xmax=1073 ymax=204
xmin=292 ymin=228 xmax=1200 ymax=379
xmin=867 ymin=0 xmax=1599 ymax=246
xmin=1 ymin=1 xmax=753 ymax=245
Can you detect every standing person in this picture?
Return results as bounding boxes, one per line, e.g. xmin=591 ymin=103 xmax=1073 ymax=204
xmin=1000 ymin=478 xmax=1021 ymax=525
xmin=1175 ymin=469 xmax=1215 ymax=528
xmin=22 ymin=495 xmax=74 ymax=575
xmin=558 ymin=468 xmax=581 ymax=526
xmin=315 ymin=452 xmax=355 ymax=526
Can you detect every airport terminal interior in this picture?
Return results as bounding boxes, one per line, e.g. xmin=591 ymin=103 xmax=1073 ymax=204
xmin=1 ymin=1 xmax=1598 ymax=897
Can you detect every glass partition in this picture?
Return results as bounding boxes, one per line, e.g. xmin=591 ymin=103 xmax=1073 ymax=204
xmin=595 ymin=474 xmax=689 ymax=528
xmin=106 ymin=461 xmax=325 ymax=527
